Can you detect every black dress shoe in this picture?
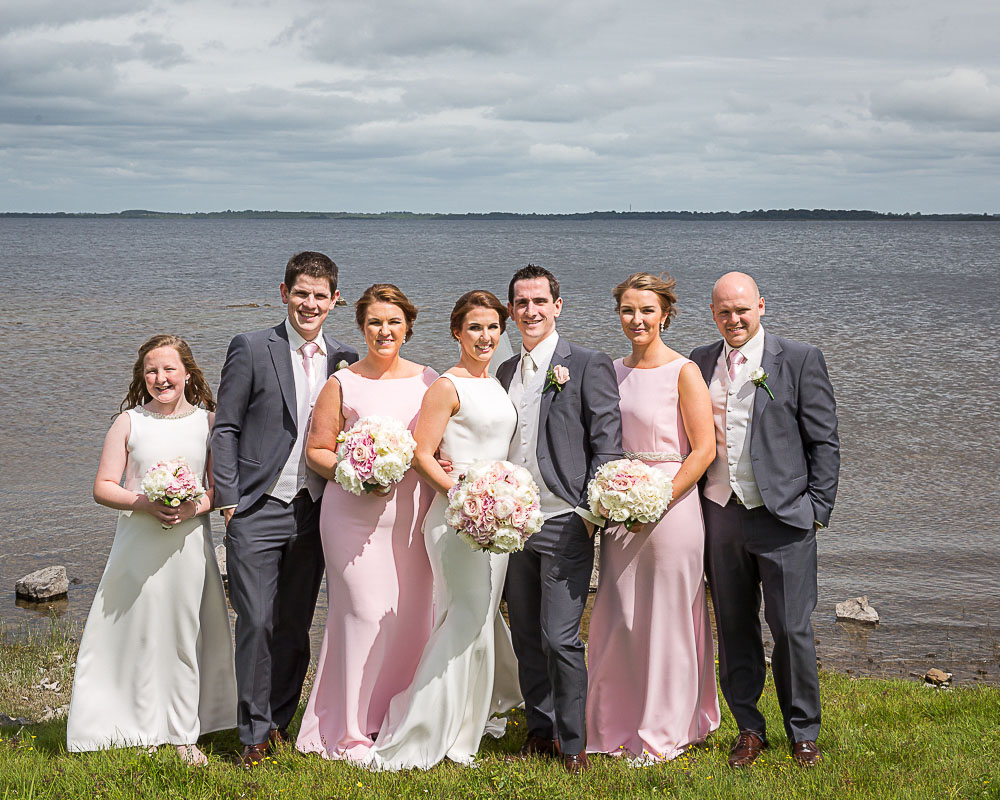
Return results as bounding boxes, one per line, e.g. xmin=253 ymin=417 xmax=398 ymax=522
xmin=518 ymin=734 xmax=561 ymax=758
xmin=563 ymin=751 xmax=590 ymax=774
xmin=239 ymin=742 xmax=269 ymax=768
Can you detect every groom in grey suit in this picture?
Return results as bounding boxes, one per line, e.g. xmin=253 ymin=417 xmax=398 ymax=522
xmin=496 ymin=265 xmax=622 ymax=774
xmin=212 ymin=251 xmax=358 ymax=766
xmin=689 ymin=271 xmax=839 ymax=769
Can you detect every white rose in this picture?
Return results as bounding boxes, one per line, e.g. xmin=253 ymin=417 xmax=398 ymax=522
xmin=373 ymin=454 xmax=405 ymax=485
xmin=335 ymin=460 xmax=365 ymax=495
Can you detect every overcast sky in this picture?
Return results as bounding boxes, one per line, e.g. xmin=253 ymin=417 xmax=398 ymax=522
xmin=2 ymin=0 xmax=998 ymax=214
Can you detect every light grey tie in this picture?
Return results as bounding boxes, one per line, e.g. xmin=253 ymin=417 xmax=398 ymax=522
xmin=521 ymin=352 xmax=537 ymax=383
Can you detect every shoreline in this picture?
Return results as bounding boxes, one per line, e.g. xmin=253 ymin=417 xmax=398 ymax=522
xmin=6 ymin=596 xmax=997 ymax=708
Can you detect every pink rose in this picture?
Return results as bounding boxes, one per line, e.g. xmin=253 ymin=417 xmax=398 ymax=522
xmin=493 ymin=496 xmax=516 ymax=520
xmin=462 ymin=495 xmax=483 ymax=522
xmin=609 ymin=475 xmax=632 ymax=493
xmin=552 ymin=364 xmax=570 ymax=385
xmin=510 ymin=503 xmax=529 ymax=528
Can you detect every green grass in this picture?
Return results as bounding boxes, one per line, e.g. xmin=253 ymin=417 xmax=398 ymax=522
xmin=2 ymin=619 xmax=998 ymax=799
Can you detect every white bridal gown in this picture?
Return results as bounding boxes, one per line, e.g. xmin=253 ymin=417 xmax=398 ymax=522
xmin=66 ymin=407 xmax=236 ymax=751
xmin=371 ymin=373 xmax=523 ymax=770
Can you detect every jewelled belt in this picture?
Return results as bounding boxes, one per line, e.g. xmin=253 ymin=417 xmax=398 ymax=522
xmin=623 ymin=451 xmax=687 ymax=463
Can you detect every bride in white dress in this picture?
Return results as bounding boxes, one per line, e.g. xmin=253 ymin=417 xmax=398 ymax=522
xmin=370 ymin=290 xmax=522 ymax=770
xmin=66 ymin=336 xmax=236 ymax=764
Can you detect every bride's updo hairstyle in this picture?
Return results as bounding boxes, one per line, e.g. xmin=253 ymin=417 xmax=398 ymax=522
xmin=612 ymin=272 xmax=679 ymax=331
xmin=120 ymin=334 xmax=215 ymax=414
xmin=449 ymin=290 xmax=508 ymax=340
xmin=355 ymin=283 xmax=418 ymax=342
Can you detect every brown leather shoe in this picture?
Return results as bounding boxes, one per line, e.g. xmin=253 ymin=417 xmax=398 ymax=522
xmin=563 ymin=751 xmax=590 ymax=774
xmin=727 ymin=730 xmax=768 ymax=768
xmin=792 ymin=740 xmax=823 ymax=767
xmin=518 ymin=735 xmax=561 ymax=758
xmin=239 ymin=742 xmax=270 ymax=768
xmin=268 ymin=728 xmax=290 ymax=747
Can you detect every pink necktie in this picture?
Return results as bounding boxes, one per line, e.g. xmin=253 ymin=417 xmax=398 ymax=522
xmin=300 ymin=341 xmax=320 ymax=378
xmin=728 ymin=350 xmax=746 ymax=382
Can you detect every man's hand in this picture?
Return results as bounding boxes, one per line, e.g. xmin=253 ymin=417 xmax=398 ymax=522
xmin=223 ymin=508 xmax=235 ymax=527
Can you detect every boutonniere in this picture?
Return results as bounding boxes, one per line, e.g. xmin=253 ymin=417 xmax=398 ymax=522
xmin=748 ymin=367 xmax=775 ymax=399
xmin=544 ymin=364 xmax=570 ymax=393
xmin=335 ymin=360 xmax=349 ymax=372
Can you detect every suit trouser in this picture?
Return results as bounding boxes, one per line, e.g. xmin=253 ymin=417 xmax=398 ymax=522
xmin=703 ymin=498 xmax=821 ymax=744
xmin=226 ymin=492 xmax=325 ymax=746
xmin=505 ymin=511 xmax=594 ymax=756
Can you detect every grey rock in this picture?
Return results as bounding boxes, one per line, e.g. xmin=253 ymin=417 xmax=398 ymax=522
xmin=215 ymin=545 xmax=227 ymax=582
xmin=15 ymin=566 xmax=69 ymax=601
xmin=0 ymin=714 xmax=35 ymax=727
xmin=835 ymin=595 xmax=879 ymax=625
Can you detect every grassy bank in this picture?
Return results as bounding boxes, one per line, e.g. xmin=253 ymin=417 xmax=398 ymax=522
xmin=2 ymin=619 xmax=998 ymax=799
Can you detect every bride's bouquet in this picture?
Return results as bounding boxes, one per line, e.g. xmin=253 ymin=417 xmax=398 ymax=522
xmin=587 ymin=458 xmax=673 ymax=529
xmin=446 ymin=460 xmax=544 ymax=554
xmin=140 ymin=458 xmax=206 ymax=529
xmin=335 ymin=415 xmax=417 ymax=495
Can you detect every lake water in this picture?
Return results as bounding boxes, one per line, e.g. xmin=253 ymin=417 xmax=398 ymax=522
xmin=1 ymin=218 xmax=997 ymax=684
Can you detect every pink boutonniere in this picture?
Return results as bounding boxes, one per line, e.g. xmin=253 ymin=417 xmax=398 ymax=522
xmin=545 ymin=364 xmax=570 ymax=393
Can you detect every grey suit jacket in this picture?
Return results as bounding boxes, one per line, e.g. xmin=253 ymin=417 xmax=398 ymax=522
xmin=496 ymin=336 xmax=622 ymax=511
xmin=212 ymin=322 xmax=359 ymax=513
xmin=689 ymin=332 xmax=840 ymax=530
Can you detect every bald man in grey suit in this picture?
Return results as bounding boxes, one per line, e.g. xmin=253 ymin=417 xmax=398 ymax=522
xmin=689 ymin=272 xmax=839 ymax=769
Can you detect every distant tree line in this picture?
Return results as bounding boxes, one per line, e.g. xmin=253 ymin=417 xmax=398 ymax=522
xmin=1 ymin=208 xmax=996 ymax=221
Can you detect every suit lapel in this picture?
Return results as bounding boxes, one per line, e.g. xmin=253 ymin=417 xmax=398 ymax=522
xmin=751 ymin=332 xmax=782 ymax=434
xmin=323 ymin=334 xmax=342 ymax=377
xmin=268 ymin=325 xmax=297 ymax=425
xmin=537 ymin=336 xmax=571 ymax=454
xmin=497 ymin=355 xmax=517 ymax=391
xmin=697 ymin=341 xmax=725 ymax=384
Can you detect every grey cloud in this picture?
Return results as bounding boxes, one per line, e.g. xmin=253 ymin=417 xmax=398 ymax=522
xmin=282 ymin=0 xmax=616 ymax=64
xmin=871 ymin=69 xmax=1000 ymax=131
xmin=1 ymin=0 xmax=152 ymax=31
xmin=131 ymin=33 xmax=188 ymax=68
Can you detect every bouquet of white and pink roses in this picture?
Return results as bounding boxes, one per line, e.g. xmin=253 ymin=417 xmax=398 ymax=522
xmin=140 ymin=458 xmax=206 ymax=529
xmin=334 ymin=415 xmax=417 ymax=496
xmin=587 ymin=458 xmax=673 ymax=529
xmin=446 ymin=460 xmax=544 ymax=554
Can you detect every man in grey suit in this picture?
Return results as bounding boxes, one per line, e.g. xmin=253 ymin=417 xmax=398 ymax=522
xmin=689 ymin=271 xmax=839 ymax=769
xmin=212 ymin=252 xmax=358 ymax=767
xmin=495 ymin=265 xmax=622 ymax=774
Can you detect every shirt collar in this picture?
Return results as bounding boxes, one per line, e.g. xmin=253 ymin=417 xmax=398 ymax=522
xmin=520 ymin=329 xmax=559 ymax=363
xmin=284 ymin=319 xmax=327 ymax=356
xmin=724 ymin=323 xmax=764 ymax=364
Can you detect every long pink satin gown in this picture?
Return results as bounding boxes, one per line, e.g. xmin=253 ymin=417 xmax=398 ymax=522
xmin=586 ymin=358 xmax=720 ymax=761
xmin=296 ymin=366 xmax=437 ymax=762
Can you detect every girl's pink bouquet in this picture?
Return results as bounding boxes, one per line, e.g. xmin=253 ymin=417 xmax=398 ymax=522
xmin=587 ymin=458 xmax=673 ymax=529
xmin=334 ymin=415 xmax=416 ymax=496
xmin=445 ymin=460 xmax=544 ymax=554
xmin=140 ymin=457 xmax=206 ymax=529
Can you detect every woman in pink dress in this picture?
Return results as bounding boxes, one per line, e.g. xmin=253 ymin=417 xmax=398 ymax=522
xmin=296 ymin=284 xmax=436 ymax=762
xmin=586 ymin=271 xmax=721 ymax=762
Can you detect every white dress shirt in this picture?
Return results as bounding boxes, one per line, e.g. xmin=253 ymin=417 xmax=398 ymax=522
xmin=507 ymin=330 xmax=574 ymax=520
xmin=703 ymin=325 xmax=766 ymax=509
xmin=267 ymin=320 xmax=328 ymax=503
